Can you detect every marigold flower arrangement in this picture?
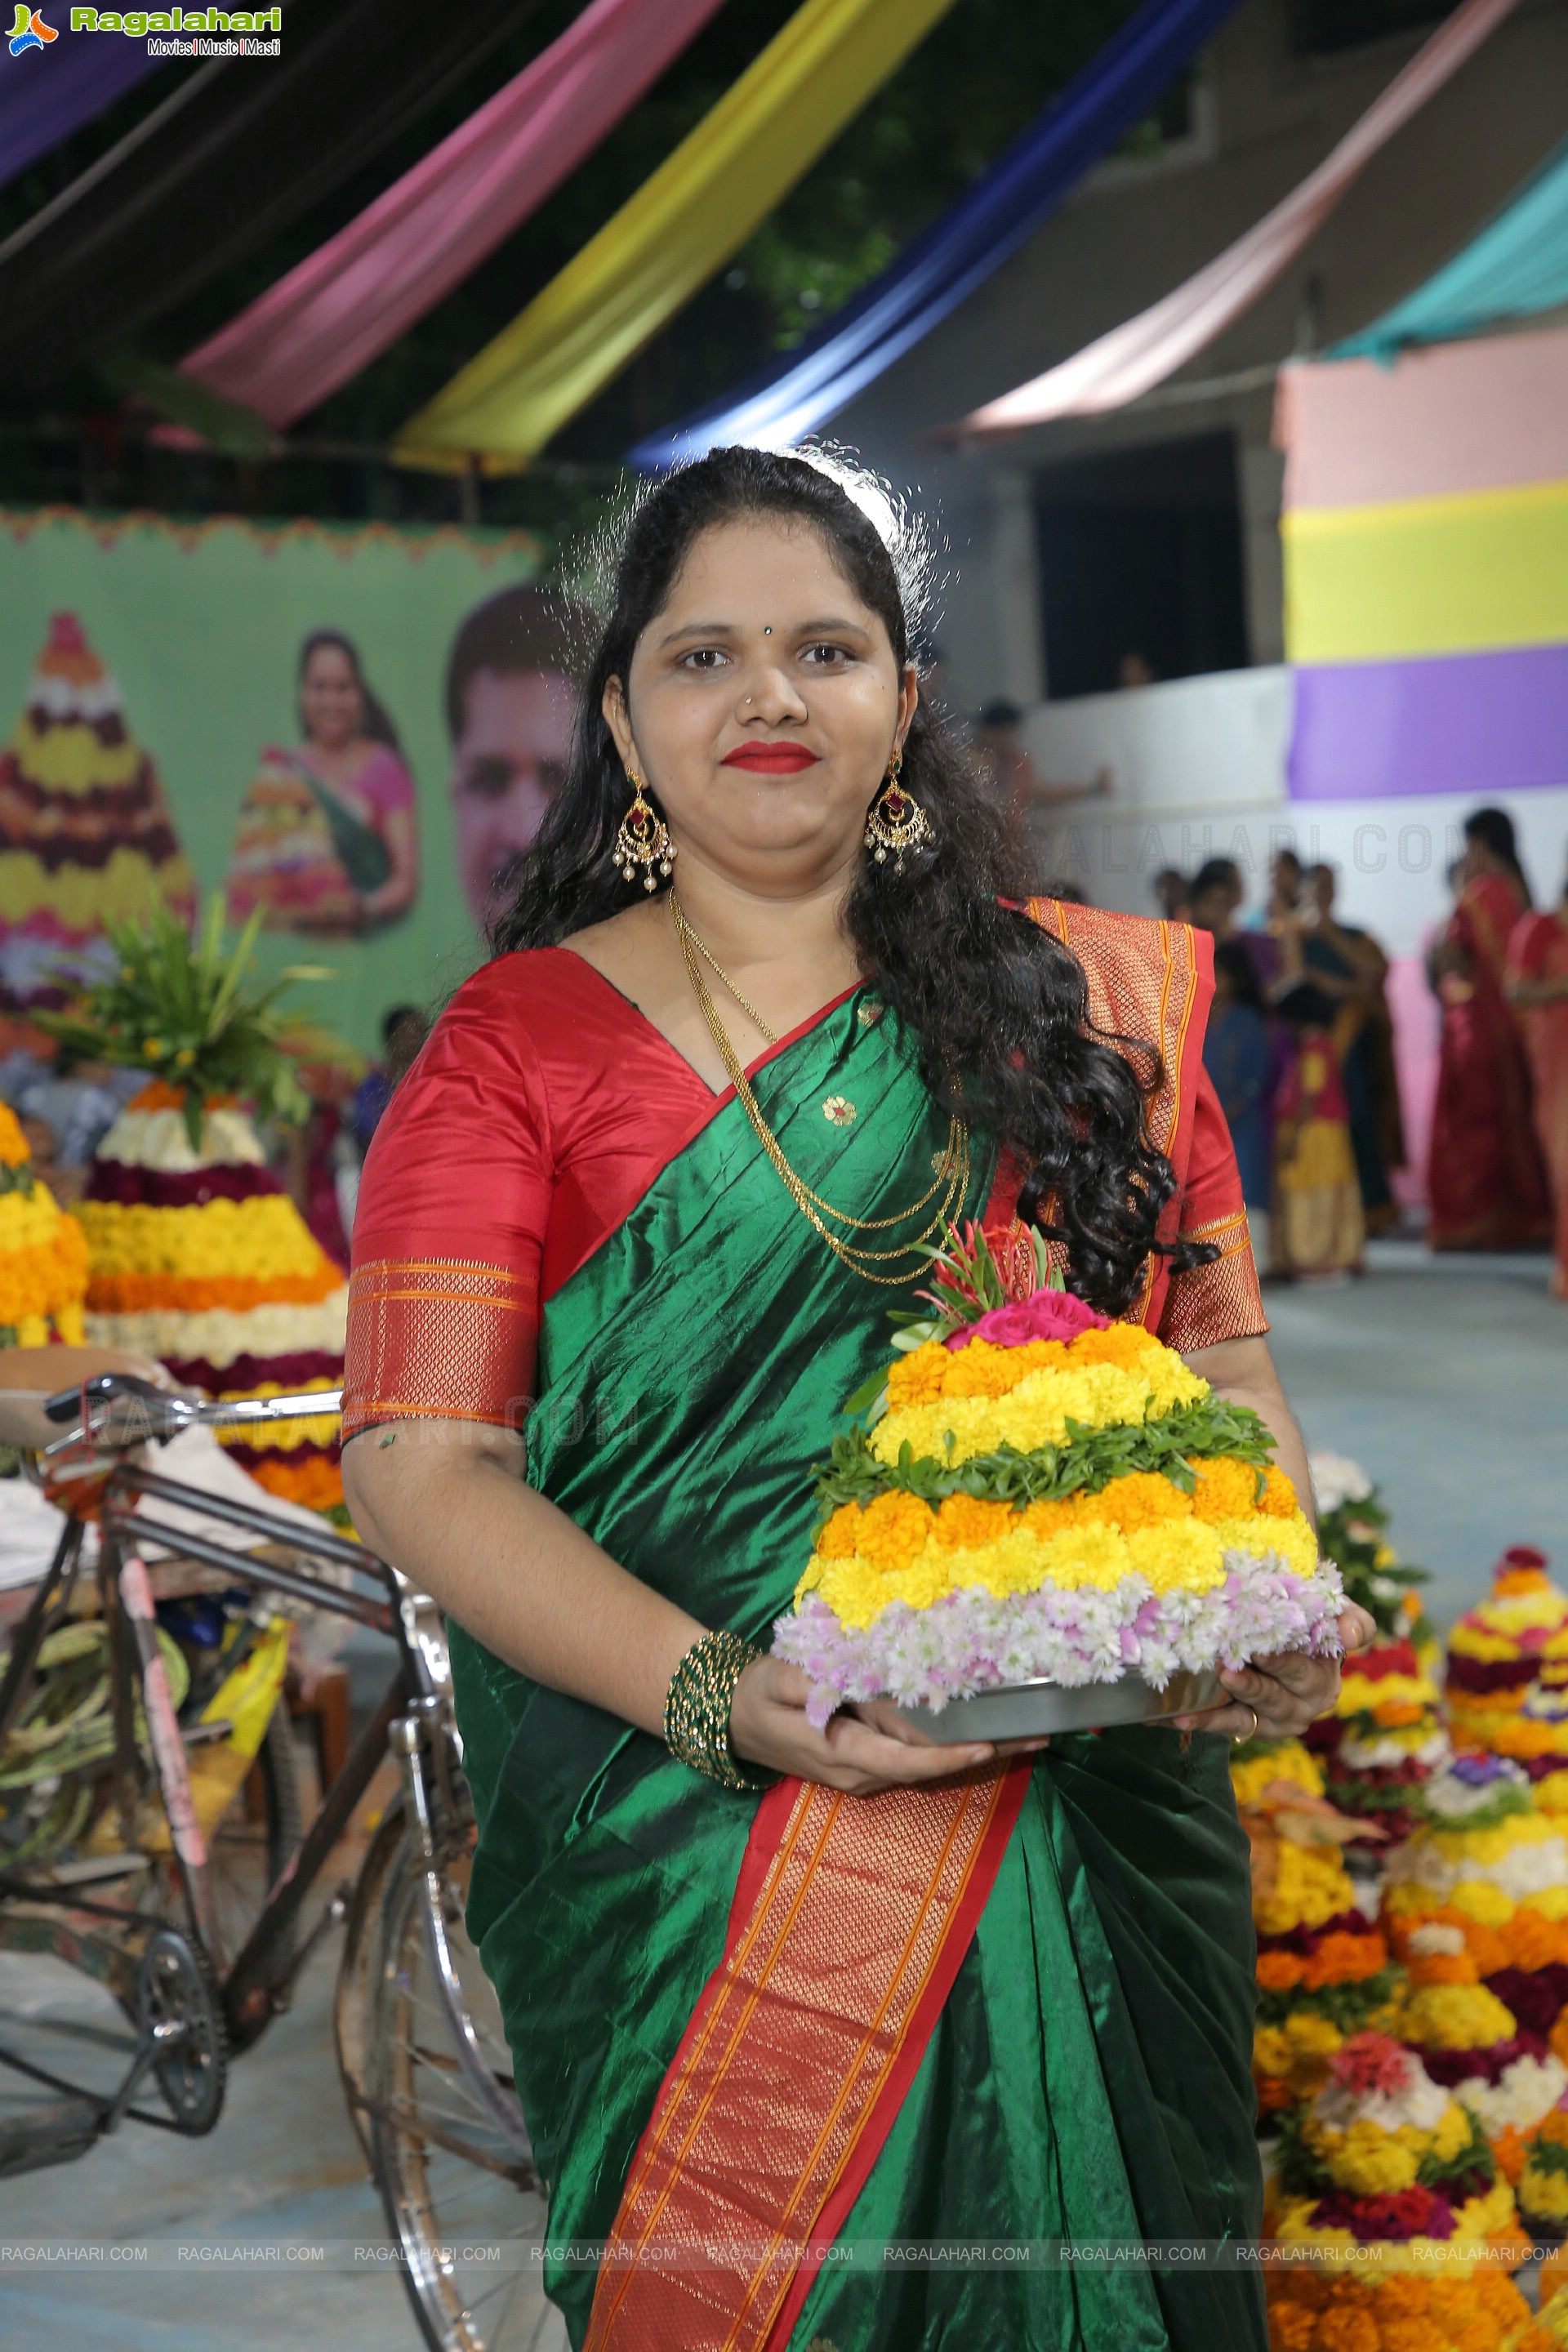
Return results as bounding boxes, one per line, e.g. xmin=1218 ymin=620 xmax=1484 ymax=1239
xmin=1517 ymin=2103 xmax=1568 ymax=2236
xmin=1269 ymin=2031 xmax=1529 ymax=2266
xmin=1303 ymin=1454 xmax=1446 ymax=1852
xmin=1381 ymin=1758 xmax=1568 ymax=2147
xmin=40 ymin=900 xmax=348 ymax=1515
xmin=773 ymin=1223 xmax=1344 ymax=1723
xmin=0 ymin=1102 xmax=87 ymax=1346
xmin=1264 ymin=2263 xmax=1550 ymax=2351
xmin=1446 ymin=1551 xmax=1568 ymax=1775
xmin=1237 ymin=1743 xmax=1401 ymax=2115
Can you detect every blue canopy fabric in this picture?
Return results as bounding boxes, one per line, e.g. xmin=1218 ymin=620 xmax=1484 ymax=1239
xmin=628 ymin=0 xmax=1244 ymax=470
xmin=1332 ymin=134 xmax=1568 ymax=362
xmin=0 ymin=33 xmax=165 ymax=197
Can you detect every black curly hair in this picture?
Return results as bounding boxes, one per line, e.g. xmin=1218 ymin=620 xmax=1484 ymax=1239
xmin=492 ymin=447 xmax=1206 ymax=1315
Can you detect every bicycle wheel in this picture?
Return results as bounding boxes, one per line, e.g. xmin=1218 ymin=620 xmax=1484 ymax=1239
xmin=366 ymin=1819 xmax=557 ymax=2352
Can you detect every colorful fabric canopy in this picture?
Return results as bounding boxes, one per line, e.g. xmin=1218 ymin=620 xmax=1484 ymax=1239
xmin=393 ymin=0 xmax=959 ymax=472
xmin=628 ymin=0 xmax=1244 ymax=470
xmin=0 ymin=28 xmax=165 ymax=198
xmin=958 ymin=0 xmax=1521 ymax=436
xmin=1332 ymin=135 xmax=1568 ymax=362
xmin=0 ymin=0 xmax=541 ymax=394
xmin=1278 ymin=327 xmax=1568 ymax=802
xmin=181 ymin=0 xmax=727 ymax=431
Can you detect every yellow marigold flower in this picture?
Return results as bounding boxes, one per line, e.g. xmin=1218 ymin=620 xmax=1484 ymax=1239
xmin=873 ymin=1361 xmax=1161 ymax=1465
xmin=1284 ymin=2009 xmax=1344 ymax=2056
xmin=932 ymin=1494 xmax=1014 ymax=1549
xmin=1035 ymin=1521 xmax=1132 ymax=1593
xmin=1431 ymin=2100 xmax=1472 ymax=2163
xmin=1529 ymin=1886 xmax=1568 ymax=1922
xmin=1256 ymin=1842 xmax=1353 ymax=1937
xmin=1309 ymin=2118 xmax=1421 ymax=2195
xmin=1522 ymin=2164 xmax=1568 ymax=2224
xmin=1020 ymin=1496 xmax=1089 ymax=1539
xmin=76 ymin=1196 xmax=333 ymax=1283
xmin=1125 ymin=1518 xmax=1226 ymax=1594
xmin=1232 ymin=1741 xmax=1324 ymax=1806
xmin=814 ymin=1505 xmax=862 ymax=1561
xmin=1397 ymin=1981 xmax=1517 ymax=2051
xmin=1209 ymin=1512 xmax=1319 ymax=1581
xmin=1448 ymin=1881 xmax=1517 ymax=1927
xmin=1253 ymin=2026 xmax=1291 ymax=2076
xmin=143 ymin=1037 xmax=164 ymax=1058
xmin=851 ymin=1490 xmax=933 ymax=1574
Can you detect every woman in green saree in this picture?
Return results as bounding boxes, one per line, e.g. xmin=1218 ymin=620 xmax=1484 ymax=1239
xmin=342 ymin=448 xmax=1370 ymax=2352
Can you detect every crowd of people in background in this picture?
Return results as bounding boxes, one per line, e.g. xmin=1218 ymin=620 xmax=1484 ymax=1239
xmin=1152 ymin=806 xmax=1568 ymax=1300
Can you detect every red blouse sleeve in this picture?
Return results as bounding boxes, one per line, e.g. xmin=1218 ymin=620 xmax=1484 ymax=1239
xmin=341 ymin=963 xmax=551 ymax=1438
xmin=1156 ymin=1062 xmax=1268 ymax=1355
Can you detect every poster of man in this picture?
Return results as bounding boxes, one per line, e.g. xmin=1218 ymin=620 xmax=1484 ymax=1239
xmin=226 ymin=628 xmax=420 ymax=939
xmin=443 ymin=586 xmax=589 ymax=932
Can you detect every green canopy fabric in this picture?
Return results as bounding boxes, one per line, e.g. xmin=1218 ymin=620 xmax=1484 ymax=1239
xmin=1333 ymin=135 xmax=1568 ymax=360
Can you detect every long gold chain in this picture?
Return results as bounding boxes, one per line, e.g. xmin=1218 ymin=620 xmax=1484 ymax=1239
xmin=669 ymin=890 xmax=970 ymax=1283
xmin=679 ymin=915 xmax=778 ymax=1041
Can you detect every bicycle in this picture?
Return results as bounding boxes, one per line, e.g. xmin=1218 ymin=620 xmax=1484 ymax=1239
xmin=0 ymin=1370 xmax=550 ymax=2352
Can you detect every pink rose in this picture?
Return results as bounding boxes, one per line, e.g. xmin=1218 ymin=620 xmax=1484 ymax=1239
xmin=946 ymin=1287 xmax=1109 ymax=1351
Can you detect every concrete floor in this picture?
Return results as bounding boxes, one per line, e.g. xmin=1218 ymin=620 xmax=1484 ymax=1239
xmin=1263 ymin=1238 xmax=1568 ymax=1631
xmin=1 ymin=1245 xmax=1563 ymax=2348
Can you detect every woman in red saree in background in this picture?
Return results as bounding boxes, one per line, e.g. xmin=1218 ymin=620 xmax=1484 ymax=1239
xmin=1427 ymin=807 xmax=1550 ymax=1251
xmin=1507 ymin=857 xmax=1568 ymax=1297
xmin=341 ymin=450 xmax=1367 ymax=2352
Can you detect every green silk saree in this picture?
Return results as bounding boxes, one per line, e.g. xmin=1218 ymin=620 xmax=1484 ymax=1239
xmin=445 ymin=982 xmax=1266 ymax=2352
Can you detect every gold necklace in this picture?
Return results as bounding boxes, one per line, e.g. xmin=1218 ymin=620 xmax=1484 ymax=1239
xmin=679 ymin=913 xmax=778 ymax=1042
xmin=668 ymin=890 xmax=970 ymax=1284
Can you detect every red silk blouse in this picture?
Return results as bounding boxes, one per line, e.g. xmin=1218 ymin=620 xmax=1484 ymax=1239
xmin=342 ymin=909 xmax=1264 ymax=1439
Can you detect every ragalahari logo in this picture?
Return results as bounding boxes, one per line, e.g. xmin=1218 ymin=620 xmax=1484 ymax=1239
xmin=8 ymin=4 xmax=58 ymax=50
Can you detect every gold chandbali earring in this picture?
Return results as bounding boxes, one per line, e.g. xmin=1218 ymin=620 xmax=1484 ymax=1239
xmin=612 ymin=765 xmax=675 ymax=893
xmin=864 ymin=751 xmax=933 ymax=875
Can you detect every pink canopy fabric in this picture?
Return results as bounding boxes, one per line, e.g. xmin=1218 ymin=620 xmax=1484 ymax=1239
xmin=181 ymin=0 xmax=727 ymax=430
xmin=959 ymin=0 xmax=1521 ymax=436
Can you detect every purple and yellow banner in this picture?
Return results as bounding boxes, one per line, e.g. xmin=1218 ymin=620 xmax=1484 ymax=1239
xmin=1277 ymin=327 xmax=1568 ymax=803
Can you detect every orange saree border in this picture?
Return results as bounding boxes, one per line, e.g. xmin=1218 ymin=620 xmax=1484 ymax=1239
xmin=583 ymin=1763 xmax=1031 ymax=2352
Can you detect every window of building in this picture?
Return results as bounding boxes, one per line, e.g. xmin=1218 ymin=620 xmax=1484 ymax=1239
xmin=1033 ymin=431 xmax=1250 ymax=702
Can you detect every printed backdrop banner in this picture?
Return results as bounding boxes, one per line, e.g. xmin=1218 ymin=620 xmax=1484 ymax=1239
xmin=0 ymin=508 xmax=546 ymax=1054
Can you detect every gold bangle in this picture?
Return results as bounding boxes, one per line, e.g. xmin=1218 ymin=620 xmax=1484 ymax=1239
xmin=664 ymin=1628 xmax=766 ymax=1790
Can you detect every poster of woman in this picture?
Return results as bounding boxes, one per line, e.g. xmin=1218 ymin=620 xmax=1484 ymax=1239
xmin=226 ymin=630 xmax=419 ymax=938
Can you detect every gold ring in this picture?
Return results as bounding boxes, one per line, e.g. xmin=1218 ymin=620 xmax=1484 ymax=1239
xmin=1231 ymin=1703 xmax=1260 ymax=1746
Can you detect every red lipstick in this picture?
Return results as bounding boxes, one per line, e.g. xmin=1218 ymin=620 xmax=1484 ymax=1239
xmin=721 ymin=743 xmax=821 ymax=773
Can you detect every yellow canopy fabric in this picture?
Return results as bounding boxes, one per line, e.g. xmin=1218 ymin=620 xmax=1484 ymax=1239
xmin=1282 ymin=479 xmax=1568 ymax=663
xmin=393 ymin=0 xmax=959 ymax=471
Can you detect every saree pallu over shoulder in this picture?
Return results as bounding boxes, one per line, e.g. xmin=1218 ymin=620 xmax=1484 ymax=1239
xmin=1018 ymin=899 xmax=1263 ymax=1352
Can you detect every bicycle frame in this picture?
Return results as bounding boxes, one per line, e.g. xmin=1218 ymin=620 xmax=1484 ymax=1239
xmin=0 ymin=1410 xmax=446 ymax=2086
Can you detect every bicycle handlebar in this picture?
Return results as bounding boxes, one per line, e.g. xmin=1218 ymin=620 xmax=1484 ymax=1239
xmin=42 ymin=1370 xmax=344 ymax=1456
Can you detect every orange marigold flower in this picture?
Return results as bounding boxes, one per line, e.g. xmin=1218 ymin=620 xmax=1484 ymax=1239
xmin=1266 ymin=2304 xmax=1316 ymax=2352
xmin=87 ymin=1265 xmax=342 ymax=1313
xmin=1491 ymin=2123 xmax=1530 ymax=2185
xmin=1020 ymin=1497 xmax=1087 ymax=1540
xmin=932 ymin=1494 xmax=1014 ymax=1549
xmin=884 ymin=1341 xmax=950 ymax=1409
xmin=938 ymin=1338 xmax=1065 ymax=1398
xmin=1258 ymin=1465 xmax=1301 ymax=1519
xmin=1066 ymin=1324 xmax=1155 ymax=1373
xmin=1190 ymin=1457 xmax=1263 ymax=1522
xmin=246 ymin=1454 xmax=344 ymax=1512
xmin=1406 ymin=1952 xmax=1479 ymax=1987
xmin=1505 ymin=1910 xmax=1568 ymax=1971
xmin=1257 ymin=1950 xmax=1307 ymax=1993
xmin=814 ymin=1506 xmax=862 ymax=1561
xmin=1094 ymin=1470 xmax=1192 ymax=1531
xmin=1314 ymin=2301 xmax=1380 ymax=2352
xmin=853 ymin=1490 xmax=935 ymax=1573
xmin=1302 ymin=1931 xmax=1388 ymax=1989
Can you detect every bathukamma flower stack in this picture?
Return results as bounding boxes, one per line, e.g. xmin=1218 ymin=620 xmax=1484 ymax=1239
xmin=41 ymin=898 xmax=347 ymax=1515
xmin=0 ymin=1100 xmax=87 ymax=1346
xmin=773 ymin=1223 xmax=1343 ymax=1724
xmin=1382 ymin=1755 xmax=1568 ymax=2176
xmin=1234 ymin=1740 xmax=1401 ymax=2117
xmin=1446 ymin=1549 xmax=1568 ymax=1777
